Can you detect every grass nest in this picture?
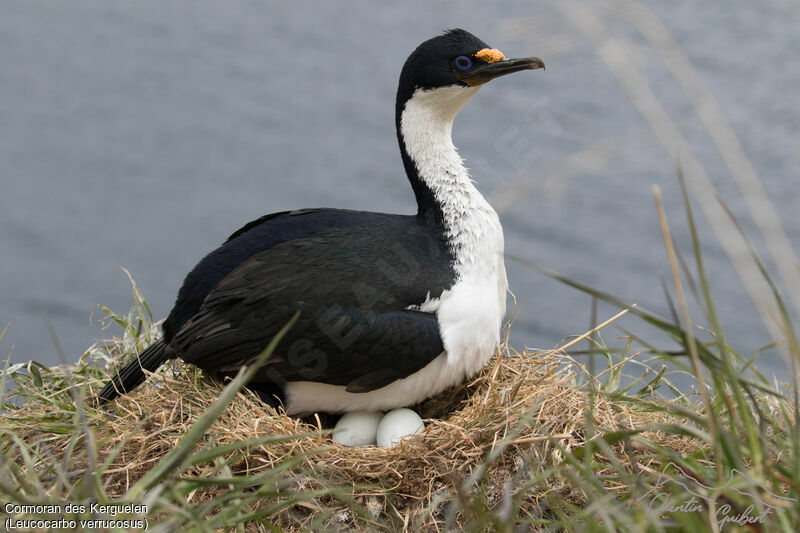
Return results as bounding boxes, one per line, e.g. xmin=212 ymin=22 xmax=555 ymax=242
xmin=5 ymin=325 xmax=698 ymax=531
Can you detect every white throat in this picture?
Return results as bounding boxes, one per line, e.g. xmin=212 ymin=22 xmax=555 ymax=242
xmin=399 ymin=86 xmax=504 ymax=277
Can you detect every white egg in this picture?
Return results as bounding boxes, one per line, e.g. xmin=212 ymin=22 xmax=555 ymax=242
xmin=376 ymin=408 xmax=425 ymax=448
xmin=332 ymin=411 xmax=384 ymax=447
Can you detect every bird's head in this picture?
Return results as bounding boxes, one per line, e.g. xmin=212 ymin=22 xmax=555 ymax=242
xmin=396 ymin=28 xmax=544 ymax=117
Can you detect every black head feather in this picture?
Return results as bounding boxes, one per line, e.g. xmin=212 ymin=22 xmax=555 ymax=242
xmin=395 ymin=28 xmax=491 ymax=109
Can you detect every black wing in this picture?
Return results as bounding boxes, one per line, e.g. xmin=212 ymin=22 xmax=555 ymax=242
xmin=163 ymin=208 xmax=442 ymax=340
xmin=170 ymin=216 xmax=455 ymax=392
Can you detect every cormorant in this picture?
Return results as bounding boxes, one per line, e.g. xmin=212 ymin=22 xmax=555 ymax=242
xmin=98 ymin=29 xmax=544 ymax=415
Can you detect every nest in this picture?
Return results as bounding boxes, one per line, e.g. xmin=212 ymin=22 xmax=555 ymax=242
xmin=6 ymin=331 xmax=696 ymax=531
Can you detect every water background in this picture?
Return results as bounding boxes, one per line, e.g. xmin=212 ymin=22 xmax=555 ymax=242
xmin=2 ymin=1 xmax=798 ymax=382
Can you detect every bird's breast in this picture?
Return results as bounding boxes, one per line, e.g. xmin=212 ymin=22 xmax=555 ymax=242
xmin=436 ymin=260 xmax=507 ymax=377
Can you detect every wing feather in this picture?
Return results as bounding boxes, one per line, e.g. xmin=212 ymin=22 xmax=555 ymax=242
xmin=171 ymin=220 xmax=454 ymax=392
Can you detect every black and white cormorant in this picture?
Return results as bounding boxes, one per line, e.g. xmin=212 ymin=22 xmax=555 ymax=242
xmin=98 ymin=29 xmax=544 ymax=415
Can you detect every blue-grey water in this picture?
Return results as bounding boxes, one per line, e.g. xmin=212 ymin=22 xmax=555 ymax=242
xmin=2 ymin=1 xmax=798 ymax=381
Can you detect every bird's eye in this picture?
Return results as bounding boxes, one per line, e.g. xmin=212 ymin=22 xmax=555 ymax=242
xmin=454 ymin=55 xmax=472 ymax=71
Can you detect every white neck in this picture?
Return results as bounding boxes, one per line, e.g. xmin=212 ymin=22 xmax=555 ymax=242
xmin=399 ymin=85 xmax=508 ymax=384
xmin=399 ymin=86 xmax=504 ymax=276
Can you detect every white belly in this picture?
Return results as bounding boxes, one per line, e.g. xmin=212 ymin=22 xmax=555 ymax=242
xmin=285 ymin=351 xmax=449 ymax=415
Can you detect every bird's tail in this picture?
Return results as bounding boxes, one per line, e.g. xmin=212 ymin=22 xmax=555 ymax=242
xmin=97 ymin=339 xmax=172 ymax=403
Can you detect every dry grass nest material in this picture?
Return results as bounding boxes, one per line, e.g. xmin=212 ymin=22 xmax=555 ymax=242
xmin=8 ymin=338 xmax=697 ymax=529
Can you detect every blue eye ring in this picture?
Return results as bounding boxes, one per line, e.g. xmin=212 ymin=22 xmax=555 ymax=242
xmin=454 ymin=55 xmax=472 ymax=71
